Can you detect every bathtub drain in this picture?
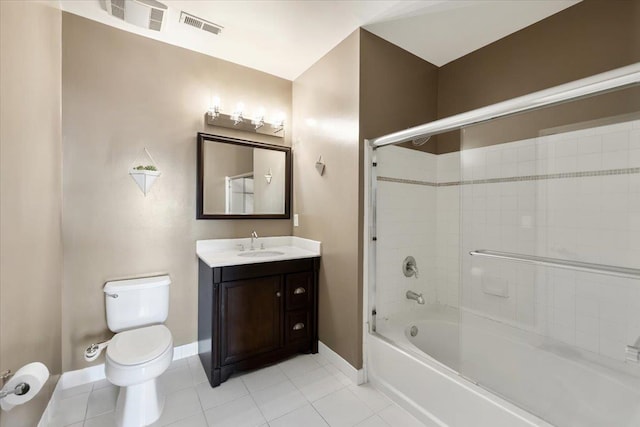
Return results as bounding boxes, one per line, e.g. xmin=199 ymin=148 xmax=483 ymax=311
xmin=409 ymin=325 xmax=418 ymax=337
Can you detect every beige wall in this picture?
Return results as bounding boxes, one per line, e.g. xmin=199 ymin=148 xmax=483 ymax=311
xmin=203 ymin=142 xmax=253 ymax=213
xmin=436 ymin=0 xmax=640 ymax=153
xmin=293 ymin=31 xmax=362 ymax=367
xmin=0 ymin=1 xmax=62 ymax=425
xmin=62 ymin=13 xmax=292 ymax=371
xmin=253 ymin=149 xmax=286 ymax=214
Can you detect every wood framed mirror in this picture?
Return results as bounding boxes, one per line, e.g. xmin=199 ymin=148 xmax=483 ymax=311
xmin=197 ymin=133 xmax=291 ymax=219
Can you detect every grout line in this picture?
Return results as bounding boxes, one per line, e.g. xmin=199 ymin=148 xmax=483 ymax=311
xmin=312 ymin=402 xmax=332 ymax=427
xmin=246 ymin=391 xmax=269 ymax=425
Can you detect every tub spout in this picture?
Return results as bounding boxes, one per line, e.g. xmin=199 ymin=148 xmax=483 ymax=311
xmin=406 ymin=290 xmax=425 ymax=305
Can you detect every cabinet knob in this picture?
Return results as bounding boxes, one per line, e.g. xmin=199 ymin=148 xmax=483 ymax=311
xmin=276 ymin=291 xmax=281 ymax=297
xmin=293 ymin=323 xmax=305 ymax=331
xmin=293 ymin=287 xmax=306 ymax=295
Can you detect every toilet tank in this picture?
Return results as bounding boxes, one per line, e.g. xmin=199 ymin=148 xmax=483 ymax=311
xmin=104 ymin=275 xmax=170 ymax=332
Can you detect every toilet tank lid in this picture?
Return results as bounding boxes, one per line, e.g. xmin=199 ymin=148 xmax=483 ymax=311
xmin=104 ymin=275 xmax=171 ymax=292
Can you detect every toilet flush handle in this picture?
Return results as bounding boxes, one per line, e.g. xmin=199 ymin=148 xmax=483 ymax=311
xmin=84 ymin=339 xmax=111 ymax=362
xmin=105 ymin=293 xmax=118 ymax=298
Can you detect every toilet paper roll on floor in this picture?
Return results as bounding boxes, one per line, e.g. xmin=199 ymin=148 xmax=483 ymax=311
xmin=0 ymin=362 xmax=49 ymax=411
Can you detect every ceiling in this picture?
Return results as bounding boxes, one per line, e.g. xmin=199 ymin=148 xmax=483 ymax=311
xmin=60 ymin=0 xmax=581 ymax=81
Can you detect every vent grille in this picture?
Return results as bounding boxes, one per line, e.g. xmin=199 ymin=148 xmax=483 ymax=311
xmin=149 ymin=19 xmax=162 ymax=31
xmin=149 ymin=8 xmax=164 ymax=22
xmin=183 ymin=15 xmax=203 ymax=29
xmin=110 ymin=0 xmax=125 ymax=20
xmin=179 ymin=11 xmax=223 ymax=35
xmin=149 ymin=7 xmax=164 ymax=31
xmin=202 ymin=23 xmax=222 ymax=35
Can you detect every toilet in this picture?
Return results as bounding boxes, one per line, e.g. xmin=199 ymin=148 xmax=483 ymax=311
xmin=103 ymin=275 xmax=173 ymax=427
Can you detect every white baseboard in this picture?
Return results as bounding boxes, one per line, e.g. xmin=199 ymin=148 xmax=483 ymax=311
xmin=318 ymin=341 xmax=365 ymax=385
xmin=38 ymin=341 xmax=198 ymax=427
xmin=58 ymin=341 xmax=198 ymax=390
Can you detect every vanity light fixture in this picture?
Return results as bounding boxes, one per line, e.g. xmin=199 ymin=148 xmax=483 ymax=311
xmin=206 ymin=97 xmax=285 ymax=138
xmin=252 ymin=107 xmax=266 ymax=130
xmin=208 ymin=96 xmax=221 ymax=119
xmin=231 ymin=102 xmax=245 ymax=125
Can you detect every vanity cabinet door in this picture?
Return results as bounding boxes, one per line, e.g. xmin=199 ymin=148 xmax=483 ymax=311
xmin=220 ymin=276 xmax=282 ymax=365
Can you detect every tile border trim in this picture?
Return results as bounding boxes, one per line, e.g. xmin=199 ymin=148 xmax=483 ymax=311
xmin=377 ymin=177 xmax=437 ymax=187
xmin=378 ymin=167 xmax=640 ymax=187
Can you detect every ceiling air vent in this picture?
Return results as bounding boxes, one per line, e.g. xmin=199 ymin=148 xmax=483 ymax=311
xmin=179 ymin=11 xmax=223 ymax=35
xmin=105 ymin=0 xmax=167 ymax=32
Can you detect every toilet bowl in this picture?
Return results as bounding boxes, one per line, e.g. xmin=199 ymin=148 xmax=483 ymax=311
xmin=96 ymin=275 xmax=173 ymax=427
xmin=106 ymin=325 xmax=173 ymax=426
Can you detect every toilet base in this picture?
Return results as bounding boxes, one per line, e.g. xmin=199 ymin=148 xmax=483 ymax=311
xmin=115 ymin=378 xmax=164 ymax=427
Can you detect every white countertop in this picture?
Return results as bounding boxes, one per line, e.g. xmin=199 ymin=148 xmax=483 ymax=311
xmin=196 ymin=236 xmax=321 ymax=268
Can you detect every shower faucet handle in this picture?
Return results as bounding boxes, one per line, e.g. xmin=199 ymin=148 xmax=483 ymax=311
xmin=402 ymin=256 xmax=419 ymax=279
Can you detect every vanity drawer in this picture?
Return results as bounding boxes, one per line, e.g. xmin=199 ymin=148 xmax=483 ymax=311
xmin=285 ymin=310 xmax=311 ymax=344
xmin=285 ymin=272 xmax=313 ymax=310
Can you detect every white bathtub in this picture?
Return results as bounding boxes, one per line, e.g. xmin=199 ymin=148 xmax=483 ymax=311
xmin=367 ymin=305 xmax=640 ymax=427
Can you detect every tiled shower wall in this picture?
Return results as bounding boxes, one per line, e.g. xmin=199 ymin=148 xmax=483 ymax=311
xmin=375 ymin=119 xmax=640 ymax=363
xmin=375 ymin=146 xmax=461 ymax=318
xmin=375 ymin=146 xmax=437 ymax=317
xmin=462 ymin=118 xmax=640 ymax=363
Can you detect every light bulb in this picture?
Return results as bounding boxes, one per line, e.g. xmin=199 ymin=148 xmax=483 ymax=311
xmin=208 ymin=96 xmax=221 ymax=118
xmin=232 ymin=102 xmax=245 ymax=125
xmin=272 ymin=111 xmax=285 ymax=128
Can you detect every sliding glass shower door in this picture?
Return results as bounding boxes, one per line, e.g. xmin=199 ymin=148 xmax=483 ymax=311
xmin=458 ymin=89 xmax=640 ymax=427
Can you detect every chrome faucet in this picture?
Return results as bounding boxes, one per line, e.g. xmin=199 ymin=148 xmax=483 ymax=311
xmin=406 ymin=290 xmax=425 ymax=305
xmin=250 ymin=230 xmax=258 ymax=250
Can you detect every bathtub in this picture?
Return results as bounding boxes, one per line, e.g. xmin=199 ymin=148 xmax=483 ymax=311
xmin=367 ymin=305 xmax=640 ymax=427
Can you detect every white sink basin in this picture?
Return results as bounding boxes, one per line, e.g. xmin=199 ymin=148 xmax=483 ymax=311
xmin=196 ymin=236 xmax=321 ymax=268
xmin=237 ymin=250 xmax=285 ymax=258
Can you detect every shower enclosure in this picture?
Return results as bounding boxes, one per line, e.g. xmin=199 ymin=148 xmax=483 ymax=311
xmin=366 ymin=64 xmax=640 ymax=427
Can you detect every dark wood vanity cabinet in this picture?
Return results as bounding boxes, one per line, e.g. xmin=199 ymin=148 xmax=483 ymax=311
xmin=198 ymin=257 xmax=320 ymax=387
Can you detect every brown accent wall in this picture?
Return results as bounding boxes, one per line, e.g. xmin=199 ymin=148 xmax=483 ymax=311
xmin=0 ymin=1 xmax=62 ymax=425
xmin=357 ymin=31 xmax=439 ymax=369
xmin=292 ymin=31 xmax=362 ymax=367
xmin=62 ymin=13 xmax=292 ymax=371
xmin=360 ymin=30 xmax=439 ymax=152
xmin=436 ymin=0 xmax=640 ymax=153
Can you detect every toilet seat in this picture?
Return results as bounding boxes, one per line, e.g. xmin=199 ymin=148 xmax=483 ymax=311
xmin=107 ymin=324 xmax=172 ymax=366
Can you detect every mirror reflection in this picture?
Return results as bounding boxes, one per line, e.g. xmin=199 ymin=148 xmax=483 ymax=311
xmin=197 ymin=134 xmax=290 ymax=219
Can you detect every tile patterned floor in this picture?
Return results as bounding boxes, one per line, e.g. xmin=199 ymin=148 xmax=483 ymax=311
xmin=47 ymin=353 xmax=427 ymax=427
